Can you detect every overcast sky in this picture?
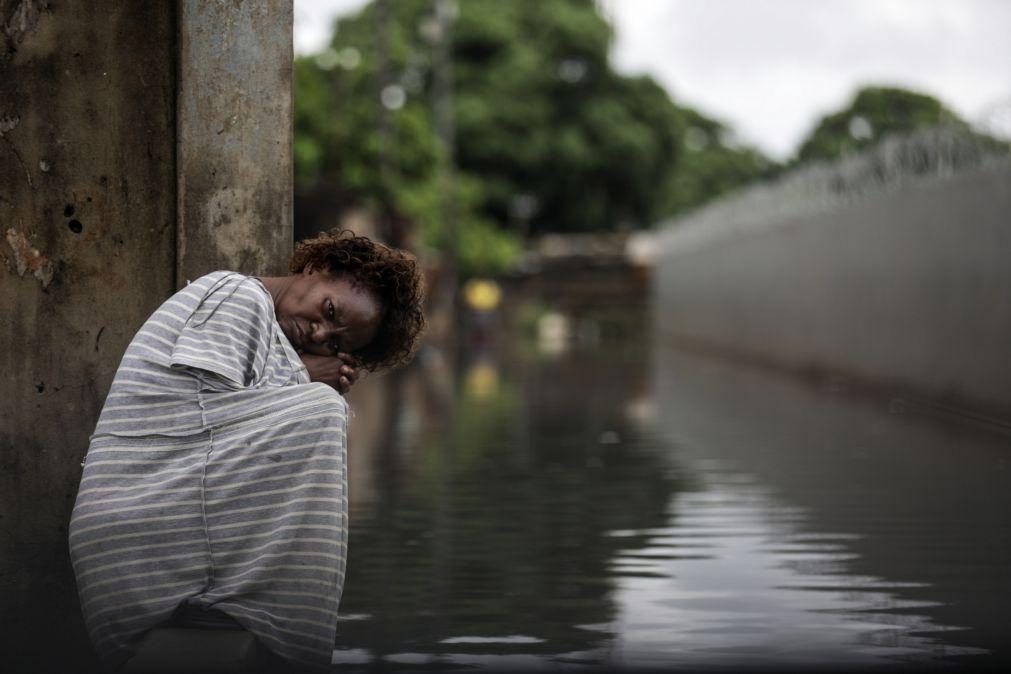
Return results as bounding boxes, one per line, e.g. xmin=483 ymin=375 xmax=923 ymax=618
xmin=294 ymin=0 xmax=1011 ymax=160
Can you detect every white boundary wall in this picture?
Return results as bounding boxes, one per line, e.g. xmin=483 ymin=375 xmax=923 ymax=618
xmin=654 ymin=128 xmax=1011 ymax=421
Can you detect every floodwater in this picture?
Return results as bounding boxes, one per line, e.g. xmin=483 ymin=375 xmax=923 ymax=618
xmin=336 ymin=311 xmax=1011 ymax=672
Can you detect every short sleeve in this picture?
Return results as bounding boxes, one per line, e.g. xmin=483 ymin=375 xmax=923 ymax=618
xmin=169 ymin=275 xmax=274 ymax=390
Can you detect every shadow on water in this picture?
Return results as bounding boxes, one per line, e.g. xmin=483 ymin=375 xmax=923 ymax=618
xmin=335 ymin=306 xmax=1010 ymax=671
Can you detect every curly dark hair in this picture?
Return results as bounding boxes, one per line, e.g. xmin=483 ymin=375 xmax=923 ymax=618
xmin=289 ymin=230 xmax=426 ymax=372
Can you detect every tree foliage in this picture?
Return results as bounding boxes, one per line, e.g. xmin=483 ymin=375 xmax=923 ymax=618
xmin=294 ymin=0 xmax=773 ymax=275
xmin=794 ymin=86 xmax=964 ymax=164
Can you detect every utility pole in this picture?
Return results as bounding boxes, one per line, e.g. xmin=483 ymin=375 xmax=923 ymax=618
xmin=429 ymin=2 xmax=460 ymax=654
xmin=431 ymin=0 xmax=458 ymax=322
xmin=374 ymin=0 xmax=397 ymax=245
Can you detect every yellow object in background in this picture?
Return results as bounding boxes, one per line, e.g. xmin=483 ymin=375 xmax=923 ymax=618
xmin=463 ymin=278 xmax=502 ymax=312
xmin=463 ymin=361 xmax=500 ymax=400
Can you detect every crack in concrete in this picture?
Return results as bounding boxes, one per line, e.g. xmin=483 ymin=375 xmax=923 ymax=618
xmin=2 ymin=135 xmax=33 ymax=188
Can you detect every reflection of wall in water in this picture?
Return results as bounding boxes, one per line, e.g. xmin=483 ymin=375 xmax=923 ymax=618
xmin=653 ymin=348 xmax=1011 ymax=660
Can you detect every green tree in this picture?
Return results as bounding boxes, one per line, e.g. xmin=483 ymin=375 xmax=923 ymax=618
xmin=795 ymin=86 xmax=963 ymax=163
xmin=294 ymin=0 xmax=773 ymax=274
xmin=447 ymin=0 xmax=772 ymax=232
xmin=662 ymin=106 xmax=774 ymax=216
xmin=295 ymin=1 xmax=519 ymax=277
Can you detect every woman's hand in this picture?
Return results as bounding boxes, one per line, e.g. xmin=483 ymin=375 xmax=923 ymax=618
xmin=300 ymin=352 xmax=361 ymax=395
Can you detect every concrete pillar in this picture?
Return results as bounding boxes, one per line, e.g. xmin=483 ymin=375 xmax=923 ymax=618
xmin=0 ymin=2 xmax=293 ymax=670
xmin=176 ymin=0 xmax=293 ymax=283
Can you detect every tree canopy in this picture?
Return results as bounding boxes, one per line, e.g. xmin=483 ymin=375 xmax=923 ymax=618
xmin=294 ymin=0 xmax=774 ymax=275
xmin=794 ymin=86 xmax=965 ymax=164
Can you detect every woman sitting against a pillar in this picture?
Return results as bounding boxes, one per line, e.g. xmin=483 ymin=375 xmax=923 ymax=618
xmin=69 ymin=230 xmax=426 ymax=671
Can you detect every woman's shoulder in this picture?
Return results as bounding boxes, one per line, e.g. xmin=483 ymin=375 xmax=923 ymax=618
xmin=171 ymin=271 xmax=274 ymax=321
xmin=187 ymin=271 xmax=269 ymax=300
xmin=185 ymin=270 xmax=253 ymax=290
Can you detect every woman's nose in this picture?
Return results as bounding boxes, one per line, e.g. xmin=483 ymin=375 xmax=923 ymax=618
xmin=312 ymin=322 xmax=336 ymax=343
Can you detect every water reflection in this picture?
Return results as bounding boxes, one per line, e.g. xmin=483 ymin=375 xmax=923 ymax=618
xmin=652 ymin=347 xmax=1010 ymax=669
xmin=607 ymin=471 xmax=985 ymax=670
xmin=335 ymin=317 xmax=1008 ymax=670
xmin=338 ymin=336 xmax=679 ymax=670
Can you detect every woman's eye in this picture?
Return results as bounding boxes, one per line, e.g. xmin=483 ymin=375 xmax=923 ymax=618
xmin=327 ymin=300 xmax=335 ymax=321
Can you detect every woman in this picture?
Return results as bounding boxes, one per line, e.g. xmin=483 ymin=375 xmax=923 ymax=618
xmin=69 ymin=231 xmax=425 ymax=670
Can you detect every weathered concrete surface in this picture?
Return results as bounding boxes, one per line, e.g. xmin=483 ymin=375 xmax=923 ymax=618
xmin=654 ymin=132 xmax=1011 ymax=423
xmin=176 ymin=0 xmax=293 ymax=284
xmin=1 ymin=1 xmax=296 ymax=670
xmin=0 ymin=2 xmax=176 ymax=670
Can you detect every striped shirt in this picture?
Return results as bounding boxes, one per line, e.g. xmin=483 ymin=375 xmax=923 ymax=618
xmin=69 ymin=271 xmax=349 ymax=670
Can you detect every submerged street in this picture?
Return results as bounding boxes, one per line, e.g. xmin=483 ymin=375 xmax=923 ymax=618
xmin=337 ymin=310 xmax=1011 ymax=671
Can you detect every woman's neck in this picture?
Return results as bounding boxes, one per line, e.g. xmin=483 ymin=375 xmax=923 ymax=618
xmin=255 ymin=275 xmax=294 ymax=308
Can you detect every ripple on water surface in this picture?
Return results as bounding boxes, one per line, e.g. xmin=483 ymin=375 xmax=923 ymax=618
xmin=331 ymin=341 xmax=1003 ymax=671
xmin=607 ymin=466 xmax=987 ymax=670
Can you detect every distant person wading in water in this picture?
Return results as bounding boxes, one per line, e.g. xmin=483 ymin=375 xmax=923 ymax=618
xmin=69 ymin=231 xmax=426 ymax=670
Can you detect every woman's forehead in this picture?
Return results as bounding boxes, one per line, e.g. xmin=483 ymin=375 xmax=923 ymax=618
xmin=323 ymin=275 xmax=381 ymax=316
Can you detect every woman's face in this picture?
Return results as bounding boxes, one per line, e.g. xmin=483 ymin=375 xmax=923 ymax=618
xmin=274 ymin=267 xmax=382 ymax=357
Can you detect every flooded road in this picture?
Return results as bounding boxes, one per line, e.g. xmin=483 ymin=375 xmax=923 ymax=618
xmin=336 ymin=315 xmax=1010 ymax=671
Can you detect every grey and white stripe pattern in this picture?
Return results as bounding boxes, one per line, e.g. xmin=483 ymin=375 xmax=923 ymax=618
xmin=69 ymin=272 xmax=348 ymax=670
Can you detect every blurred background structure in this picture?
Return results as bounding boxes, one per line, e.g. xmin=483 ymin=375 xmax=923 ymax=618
xmin=291 ymin=1 xmax=1011 ymax=670
xmin=3 ymin=0 xmax=1011 ymax=671
xmin=290 ymin=0 xmax=1010 ymax=353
